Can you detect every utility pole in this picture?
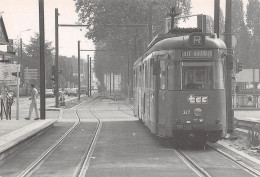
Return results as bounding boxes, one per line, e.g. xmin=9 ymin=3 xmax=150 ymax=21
xmin=225 ymin=0 xmax=234 ymax=133
xmin=110 ymin=65 xmax=112 ymax=95
xmin=55 ymin=8 xmax=59 ymax=108
xmin=87 ymin=55 xmax=90 ymax=97
xmin=113 ymin=68 xmax=115 ymax=93
xmin=214 ymin=0 xmax=220 ymax=37
xmin=89 ymin=57 xmax=92 ymax=97
xmin=127 ymin=56 xmax=130 ymax=98
xmin=39 ymin=0 xmax=45 ymax=119
xmin=148 ymin=4 xmax=153 ymax=42
xmin=78 ymin=41 xmax=81 ymax=101
xmin=20 ymin=38 xmax=22 ymax=63
xmin=54 ymin=9 xmax=89 ymax=106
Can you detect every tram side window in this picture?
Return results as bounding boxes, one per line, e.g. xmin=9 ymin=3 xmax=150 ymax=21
xmin=160 ymin=60 xmax=166 ymax=89
xmin=145 ymin=63 xmax=149 ymax=88
xmin=150 ymin=58 xmax=154 ymax=89
xmin=167 ymin=61 xmax=181 ymax=90
xmin=139 ymin=66 xmax=142 ymax=87
xmin=213 ymin=61 xmax=224 ymax=89
xmin=182 ymin=62 xmax=213 ymax=90
xmin=133 ymin=70 xmax=136 ymax=88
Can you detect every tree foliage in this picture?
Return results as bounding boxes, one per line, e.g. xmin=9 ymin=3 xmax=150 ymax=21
xmin=236 ymin=21 xmax=251 ymax=68
xmin=246 ymin=0 xmax=260 ymax=68
xmin=232 ymin=0 xmax=244 ymax=33
xmin=22 ymin=33 xmax=54 ymax=87
xmin=22 ymin=33 xmax=76 ymax=88
xmin=246 ymin=0 xmax=260 ymax=36
xmin=206 ymin=8 xmax=225 ymax=34
xmin=74 ymin=0 xmax=192 ymax=91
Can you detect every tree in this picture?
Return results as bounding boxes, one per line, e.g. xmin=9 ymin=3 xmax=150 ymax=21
xmin=236 ymin=21 xmax=251 ymax=68
xmin=206 ymin=15 xmax=214 ymax=33
xmin=58 ymin=56 xmax=76 ymax=88
xmin=232 ymin=0 xmax=244 ymax=34
xmin=231 ymin=0 xmax=248 ymax=68
xmin=74 ymin=0 xmax=192 ymax=94
xmin=246 ymin=0 xmax=260 ymax=68
xmin=246 ymin=0 xmax=260 ymax=36
xmin=219 ymin=8 xmax=225 ymax=35
xmin=22 ymin=33 xmax=54 ymax=87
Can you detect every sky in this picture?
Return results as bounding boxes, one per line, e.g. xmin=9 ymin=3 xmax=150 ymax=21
xmin=0 ymin=0 xmax=94 ymax=60
xmin=0 ymin=0 xmax=248 ymax=59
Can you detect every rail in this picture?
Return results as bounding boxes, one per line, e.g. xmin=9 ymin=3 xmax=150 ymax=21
xmin=17 ymin=96 xmax=99 ymax=177
xmin=207 ymin=144 xmax=260 ymax=176
xmin=235 ymin=119 xmax=260 ymax=133
xmin=234 ymin=118 xmax=260 ymax=146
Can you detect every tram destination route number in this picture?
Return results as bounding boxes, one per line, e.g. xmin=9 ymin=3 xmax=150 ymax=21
xmin=182 ymin=50 xmax=213 ymax=58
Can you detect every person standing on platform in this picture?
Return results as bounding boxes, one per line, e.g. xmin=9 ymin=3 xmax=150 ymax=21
xmin=25 ymin=83 xmax=40 ymax=120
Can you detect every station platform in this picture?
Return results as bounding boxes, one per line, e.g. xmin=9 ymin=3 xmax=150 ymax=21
xmin=0 ymin=95 xmax=86 ymax=161
xmin=0 ymin=110 xmax=60 ymax=161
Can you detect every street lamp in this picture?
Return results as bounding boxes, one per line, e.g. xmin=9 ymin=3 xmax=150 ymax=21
xmin=19 ymin=28 xmax=31 ymax=65
xmin=19 ymin=29 xmax=31 ymax=86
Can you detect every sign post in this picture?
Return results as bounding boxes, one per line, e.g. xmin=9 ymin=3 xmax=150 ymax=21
xmin=16 ymin=65 xmax=20 ymax=120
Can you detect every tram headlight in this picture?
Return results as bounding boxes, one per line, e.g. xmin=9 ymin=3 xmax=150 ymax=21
xmin=194 ymin=108 xmax=202 ymax=117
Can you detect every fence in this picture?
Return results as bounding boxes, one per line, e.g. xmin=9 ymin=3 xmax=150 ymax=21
xmin=233 ymin=94 xmax=260 ymax=109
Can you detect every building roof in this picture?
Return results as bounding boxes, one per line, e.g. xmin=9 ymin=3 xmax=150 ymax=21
xmin=0 ymin=15 xmax=9 ymax=45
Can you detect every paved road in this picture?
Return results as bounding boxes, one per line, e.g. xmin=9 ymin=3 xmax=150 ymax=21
xmin=7 ymin=95 xmax=77 ymax=120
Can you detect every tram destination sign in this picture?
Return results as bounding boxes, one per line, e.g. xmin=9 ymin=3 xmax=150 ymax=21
xmin=182 ymin=50 xmax=213 ymax=58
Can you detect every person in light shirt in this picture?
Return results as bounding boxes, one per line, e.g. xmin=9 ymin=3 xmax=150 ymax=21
xmin=25 ymin=84 xmax=40 ymax=120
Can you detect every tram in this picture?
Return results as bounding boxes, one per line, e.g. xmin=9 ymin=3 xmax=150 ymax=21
xmin=133 ymin=30 xmax=227 ymax=144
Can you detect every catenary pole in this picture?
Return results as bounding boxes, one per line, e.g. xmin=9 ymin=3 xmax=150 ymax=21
xmin=78 ymin=41 xmax=81 ymax=101
xmin=55 ymin=8 xmax=59 ymax=108
xmin=39 ymin=0 xmax=45 ymax=119
xmin=87 ymin=56 xmax=89 ymax=97
xmin=225 ymin=0 xmax=234 ymax=133
xmin=89 ymin=57 xmax=92 ymax=97
xmin=214 ymin=0 xmax=220 ymax=37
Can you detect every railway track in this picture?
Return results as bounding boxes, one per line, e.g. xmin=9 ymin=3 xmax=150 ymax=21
xmin=207 ymin=144 xmax=260 ymax=176
xmin=235 ymin=119 xmax=260 ymax=133
xmin=74 ymin=100 xmax=102 ymax=177
xmin=170 ymin=141 xmax=260 ymax=177
xmin=116 ymin=101 xmax=134 ymax=117
xmin=174 ymin=148 xmax=211 ymax=177
xmin=17 ymin=97 xmax=103 ymax=177
xmin=114 ymin=93 xmax=260 ymax=177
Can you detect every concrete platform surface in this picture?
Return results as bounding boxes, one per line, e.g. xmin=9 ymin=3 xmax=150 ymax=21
xmin=0 ymin=110 xmax=60 ymax=160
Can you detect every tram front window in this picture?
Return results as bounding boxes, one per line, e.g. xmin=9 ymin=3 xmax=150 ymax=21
xmin=183 ymin=67 xmax=212 ymax=90
xmin=167 ymin=61 xmax=224 ymax=90
xmin=182 ymin=62 xmax=215 ymax=90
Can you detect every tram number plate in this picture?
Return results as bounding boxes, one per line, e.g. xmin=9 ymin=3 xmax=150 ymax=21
xmin=177 ymin=125 xmax=183 ymax=129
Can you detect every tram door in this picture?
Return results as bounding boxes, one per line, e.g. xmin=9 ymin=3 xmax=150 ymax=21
xmin=144 ymin=62 xmax=150 ymax=127
xmin=149 ymin=58 xmax=159 ymax=134
xmin=158 ymin=59 xmax=167 ymax=137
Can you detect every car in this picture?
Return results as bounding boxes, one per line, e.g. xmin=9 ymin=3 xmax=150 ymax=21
xmin=80 ymin=87 xmax=88 ymax=95
xmin=67 ymin=88 xmax=78 ymax=96
xmin=64 ymin=88 xmax=70 ymax=95
xmin=45 ymin=89 xmax=55 ymax=98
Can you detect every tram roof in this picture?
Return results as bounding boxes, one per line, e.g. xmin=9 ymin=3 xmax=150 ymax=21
xmin=148 ymin=33 xmax=226 ymax=52
xmin=134 ymin=33 xmax=227 ymax=67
